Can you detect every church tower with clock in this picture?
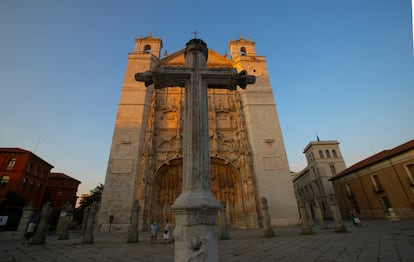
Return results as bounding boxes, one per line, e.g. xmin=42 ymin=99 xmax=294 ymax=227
xmin=97 ymin=34 xmax=298 ymax=232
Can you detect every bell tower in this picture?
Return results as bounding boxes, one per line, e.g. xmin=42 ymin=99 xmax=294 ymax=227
xmin=97 ymin=33 xmax=162 ymax=232
xmin=230 ymin=36 xmax=299 ymax=225
xmin=134 ymin=33 xmax=163 ymax=57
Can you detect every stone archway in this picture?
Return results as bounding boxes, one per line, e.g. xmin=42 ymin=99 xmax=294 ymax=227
xmin=151 ymin=157 xmax=258 ymax=228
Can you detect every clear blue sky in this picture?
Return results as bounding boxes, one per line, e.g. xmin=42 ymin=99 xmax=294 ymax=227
xmin=1 ymin=0 xmax=413 ymax=196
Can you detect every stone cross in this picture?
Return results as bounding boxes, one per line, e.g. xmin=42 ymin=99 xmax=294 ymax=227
xmin=260 ymin=197 xmax=275 ymax=238
xmin=127 ymin=200 xmax=140 ymax=243
xmin=136 ymin=38 xmax=255 ymax=262
xmin=31 ymin=202 xmax=51 ymax=245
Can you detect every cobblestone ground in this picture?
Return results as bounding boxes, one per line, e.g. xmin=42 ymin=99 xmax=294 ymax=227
xmin=1 ymin=219 xmax=413 ymax=261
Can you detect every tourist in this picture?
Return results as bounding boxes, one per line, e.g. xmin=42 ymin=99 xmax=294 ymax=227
xmin=150 ymin=221 xmax=158 ymax=243
xmin=351 ymin=210 xmax=361 ymax=226
xmin=23 ymin=221 xmax=37 ymax=245
xmin=163 ymin=220 xmax=172 ymax=243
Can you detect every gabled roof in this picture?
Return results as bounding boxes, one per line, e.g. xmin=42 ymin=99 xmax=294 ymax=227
xmin=160 ymin=49 xmax=232 ymax=68
xmin=49 ymin=172 xmax=81 ymax=184
xmin=0 ymin=148 xmax=54 ymax=168
xmin=330 ymin=139 xmax=414 ymax=181
xmin=0 ymin=148 xmax=32 ymax=154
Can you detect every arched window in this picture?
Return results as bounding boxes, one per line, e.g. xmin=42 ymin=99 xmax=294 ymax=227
xmin=6 ymin=158 xmax=16 ymax=170
xmin=144 ymin=44 xmax=151 ymax=54
xmin=319 ymin=150 xmax=324 ymax=159
xmin=240 ymin=47 xmax=246 ymax=56
xmin=332 ymin=149 xmax=338 ymax=158
xmin=326 ymin=150 xmax=331 ymax=158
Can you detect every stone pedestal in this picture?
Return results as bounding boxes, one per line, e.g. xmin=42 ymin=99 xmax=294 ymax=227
xmin=127 ymin=201 xmax=140 ymax=243
xmin=305 ymin=202 xmax=314 ymax=226
xmin=172 ymin=192 xmax=219 ymax=262
xmin=57 ymin=204 xmax=73 ymax=240
xmin=81 ymin=201 xmax=98 ymax=244
xmin=218 ymin=201 xmax=230 ymax=240
xmin=16 ymin=203 xmax=36 ymax=238
xmin=387 ymin=208 xmax=400 ymax=221
xmin=261 ymin=197 xmax=275 ymax=238
xmin=79 ymin=207 xmax=89 ymax=235
xmin=329 ymin=196 xmax=347 ymax=233
xmin=298 ymin=202 xmax=313 ymax=235
xmin=31 ymin=202 xmax=51 ymax=245
xmin=314 ymin=200 xmax=326 ymax=229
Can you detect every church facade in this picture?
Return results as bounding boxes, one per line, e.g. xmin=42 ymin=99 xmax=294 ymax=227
xmin=97 ymin=34 xmax=298 ymax=232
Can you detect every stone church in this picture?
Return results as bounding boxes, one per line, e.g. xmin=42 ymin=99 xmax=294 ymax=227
xmin=97 ymin=34 xmax=298 ymax=232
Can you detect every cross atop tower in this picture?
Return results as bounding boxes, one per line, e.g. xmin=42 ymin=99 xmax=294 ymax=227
xmin=191 ymin=30 xmax=200 ymax=39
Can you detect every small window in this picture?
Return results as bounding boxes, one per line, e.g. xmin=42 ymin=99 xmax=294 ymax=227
xmin=6 ymin=158 xmax=16 ymax=170
xmin=319 ymin=150 xmax=324 ymax=159
xmin=405 ymin=163 xmax=414 ymax=185
xmin=0 ymin=176 xmax=10 ymax=187
xmin=144 ymin=44 xmax=151 ymax=54
xmin=332 ymin=149 xmax=338 ymax=158
xmin=330 ymin=164 xmax=337 ymax=175
xmin=345 ymin=183 xmax=353 ymax=198
xmin=26 ymin=161 xmax=31 ymax=172
xmin=325 ymin=150 xmax=331 ymax=158
xmin=372 ymin=175 xmax=384 ymax=192
xmin=240 ymin=47 xmax=246 ymax=56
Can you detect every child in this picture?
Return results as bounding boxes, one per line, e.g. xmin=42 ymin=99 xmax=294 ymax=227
xmin=150 ymin=222 xmax=158 ymax=243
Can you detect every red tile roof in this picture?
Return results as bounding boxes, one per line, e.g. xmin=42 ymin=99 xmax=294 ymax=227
xmin=330 ymin=139 xmax=414 ymax=181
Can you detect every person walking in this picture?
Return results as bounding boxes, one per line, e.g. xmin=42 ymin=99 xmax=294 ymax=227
xmin=150 ymin=221 xmax=158 ymax=243
xmin=23 ymin=221 xmax=37 ymax=245
xmin=163 ymin=220 xmax=172 ymax=244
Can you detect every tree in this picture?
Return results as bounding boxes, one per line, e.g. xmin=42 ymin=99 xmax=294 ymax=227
xmin=72 ymin=184 xmax=103 ymax=227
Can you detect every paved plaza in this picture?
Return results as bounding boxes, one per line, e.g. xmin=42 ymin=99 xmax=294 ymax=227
xmin=1 ymin=219 xmax=413 ymax=261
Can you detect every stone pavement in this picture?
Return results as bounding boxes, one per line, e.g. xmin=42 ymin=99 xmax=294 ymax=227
xmin=1 ymin=219 xmax=413 ymax=261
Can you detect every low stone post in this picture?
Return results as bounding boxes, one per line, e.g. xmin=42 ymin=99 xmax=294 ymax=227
xmin=57 ymin=204 xmax=73 ymax=240
xmin=218 ymin=201 xmax=230 ymax=240
xmin=16 ymin=203 xmax=36 ymax=237
xmin=298 ymin=201 xmax=313 ymax=235
xmin=261 ymin=197 xmax=275 ymax=238
xmin=387 ymin=208 xmax=400 ymax=221
xmin=314 ymin=200 xmax=326 ymax=229
xmin=81 ymin=201 xmax=98 ymax=244
xmin=127 ymin=200 xmax=140 ymax=243
xmin=79 ymin=207 xmax=89 ymax=235
xmin=31 ymin=202 xmax=51 ymax=245
xmin=305 ymin=202 xmax=314 ymax=226
xmin=329 ymin=195 xmax=347 ymax=233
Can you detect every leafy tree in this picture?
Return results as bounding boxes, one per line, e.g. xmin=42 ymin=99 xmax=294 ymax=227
xmin=72 ymin=183 xmax=103 ymax=227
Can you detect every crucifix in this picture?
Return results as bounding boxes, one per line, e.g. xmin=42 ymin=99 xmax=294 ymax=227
xmin=136 ymin=38 xmax=255 ymax=262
